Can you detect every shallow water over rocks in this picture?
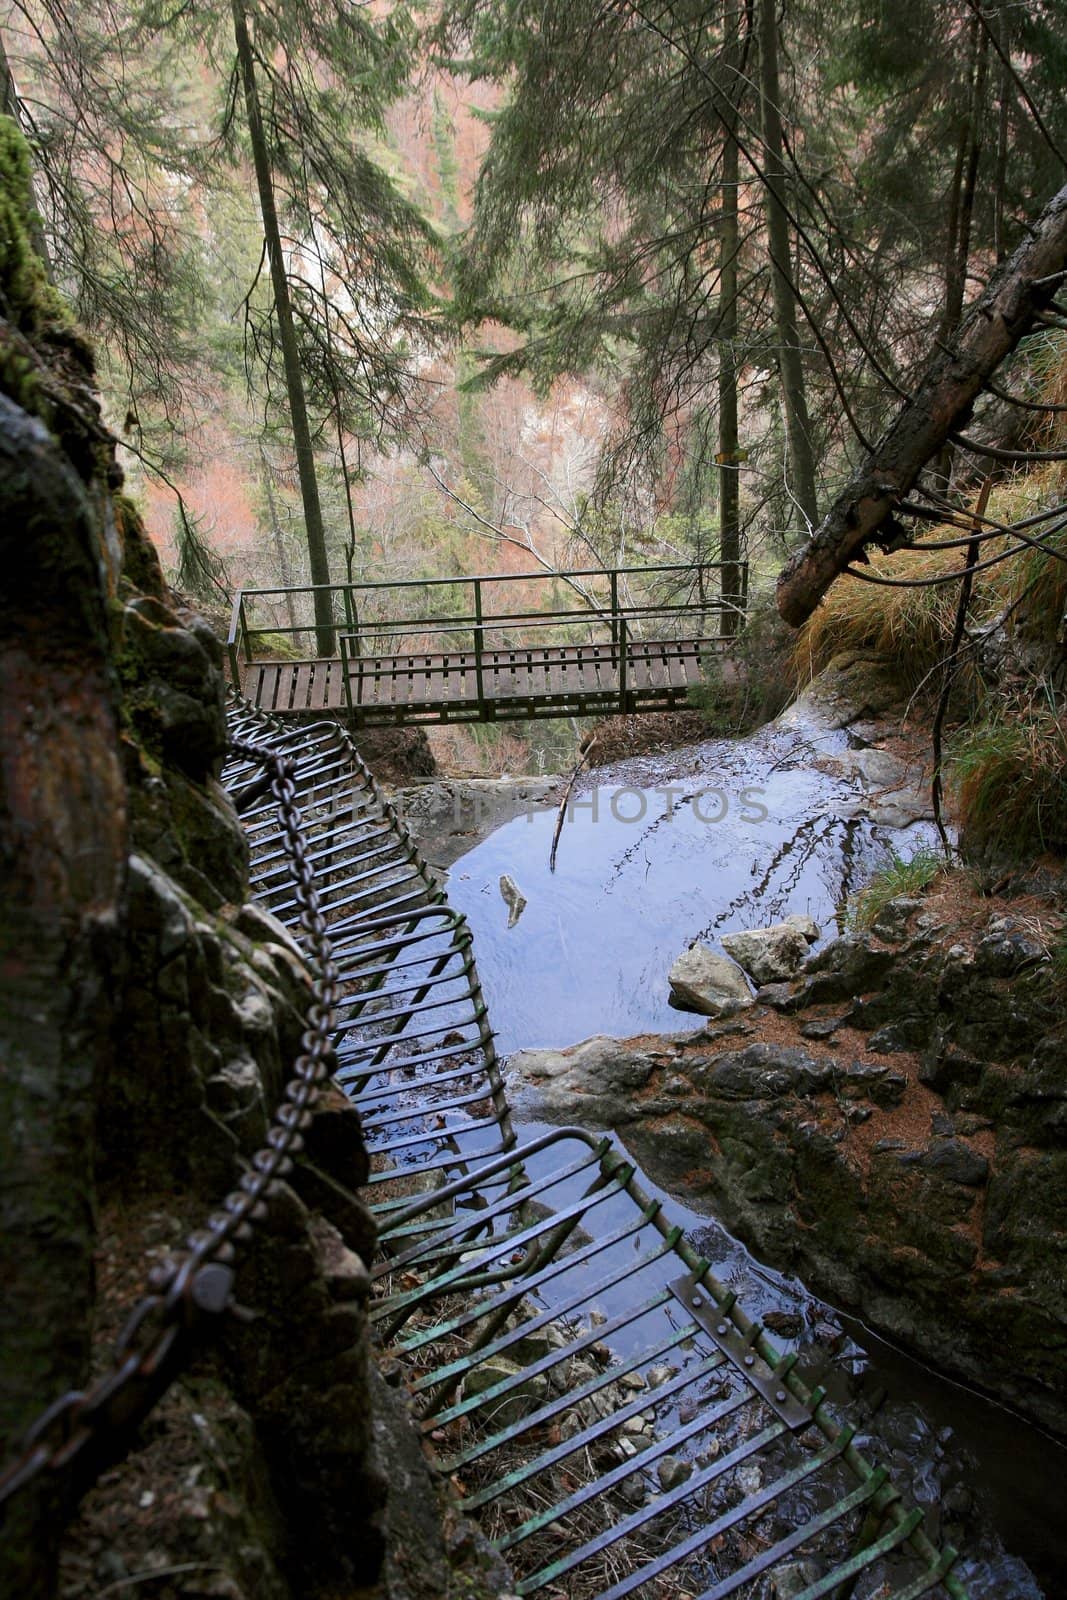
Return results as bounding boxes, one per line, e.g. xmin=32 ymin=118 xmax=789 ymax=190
xmin=446 ymin=714 xmax=937 ymax=1055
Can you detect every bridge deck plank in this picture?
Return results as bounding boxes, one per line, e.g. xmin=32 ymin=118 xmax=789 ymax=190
xmin=245 ymin=638 xmax=722 ymax=723
xmin=259 ymin=663 xmax=280 ymax=712
xmin=294 ymin=663 xmax=314 ymax=710
xmin=325 ymin=660 xmax=345 ymax=709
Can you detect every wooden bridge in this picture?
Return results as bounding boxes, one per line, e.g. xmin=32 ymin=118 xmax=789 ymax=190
xmin=226 ymin=563 xmax=744 ymax=727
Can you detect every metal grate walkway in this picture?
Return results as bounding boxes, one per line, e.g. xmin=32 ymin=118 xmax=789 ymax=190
xmin=224 ymin=699 xmax=969 ymax=1600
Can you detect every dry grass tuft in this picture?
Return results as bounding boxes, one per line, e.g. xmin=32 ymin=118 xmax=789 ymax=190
xmin=950 ymin=709 xmax=1067 ymax=859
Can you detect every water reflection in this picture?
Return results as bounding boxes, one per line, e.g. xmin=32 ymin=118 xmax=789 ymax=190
xmin=448 ymin=723 xmax=938 ymax=1055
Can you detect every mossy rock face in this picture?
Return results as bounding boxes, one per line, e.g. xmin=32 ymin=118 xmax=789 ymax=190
xmin=115 ymin=493 xmax=168 ymax=599
xmin=0 ymin=116 xmax=69 ymax=339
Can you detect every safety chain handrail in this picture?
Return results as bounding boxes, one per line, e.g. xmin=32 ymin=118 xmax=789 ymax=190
xmin=0 ymin=735 xmax=339 ymax=1517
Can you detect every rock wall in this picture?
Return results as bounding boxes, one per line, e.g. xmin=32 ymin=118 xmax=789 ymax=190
xmin=0 ymin=120 xmax=506 ymax=1600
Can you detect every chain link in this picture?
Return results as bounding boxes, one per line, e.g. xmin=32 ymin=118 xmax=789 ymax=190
xmin=0 ymin=736 xmax=338 ymax=1515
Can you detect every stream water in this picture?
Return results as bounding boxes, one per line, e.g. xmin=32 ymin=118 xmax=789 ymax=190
xmin=446 ymin=716 xmax=935 ymax=1051
xmin=439 ymin=718 xmax=1064 ymax=1599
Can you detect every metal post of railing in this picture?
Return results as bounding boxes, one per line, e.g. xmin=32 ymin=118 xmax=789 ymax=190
xmin=345 ymin=587 xmax=361 ymax=658
xmin=339 ymin=633 xmax=355 ymax=716
xmin=618 ymin=615 xmax=628 ymax=713
xmin=226 ymin=590 xmax=243 ymax=687
xmin=240 ymin=595 xmax=252 ymax=662
xmin=610 ymin=570 xmax=619 ymax=650
xmin=473 ymin=576 xmax=485 ymax=711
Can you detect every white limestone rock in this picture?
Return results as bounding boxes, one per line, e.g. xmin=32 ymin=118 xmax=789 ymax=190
xmin=721 ymin=922 xmax=812 ymax=984
xmin=668 ymin=945 xmax=753 ymax=1017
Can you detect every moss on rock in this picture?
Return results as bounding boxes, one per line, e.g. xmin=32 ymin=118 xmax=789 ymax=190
xmin=0 ymin=116 xmax=68 ymax=338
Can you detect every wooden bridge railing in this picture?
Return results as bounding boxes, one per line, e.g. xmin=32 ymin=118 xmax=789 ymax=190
xmin=226 ymin=562 xmax=747 ymax=687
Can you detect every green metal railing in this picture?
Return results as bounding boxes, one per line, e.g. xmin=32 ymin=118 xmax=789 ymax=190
xmin=335 ymin=606 xmax=700 ymax=718
xmin=225 ymin=562 xmax=747 ymax=687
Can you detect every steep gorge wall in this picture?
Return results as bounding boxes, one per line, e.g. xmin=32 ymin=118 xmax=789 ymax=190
xmin=0 ymin=121 xmax=502 ymax=1600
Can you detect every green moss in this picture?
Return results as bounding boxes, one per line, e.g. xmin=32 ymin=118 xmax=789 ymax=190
xmin=115 ymin=492 xmax=167 ymax=598
xmin=0 ymin=116 xmax=69 ymax=337
xmin=0 ymin=329 xmax=38 ymax=410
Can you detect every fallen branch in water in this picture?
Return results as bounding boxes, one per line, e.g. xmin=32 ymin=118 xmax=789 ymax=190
xmin=549 ymin=733 xmax=598 ymax=872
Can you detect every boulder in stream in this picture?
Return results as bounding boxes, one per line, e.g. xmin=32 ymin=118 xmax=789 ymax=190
xmin=668 ymin=944 xmax=753 ymax=1016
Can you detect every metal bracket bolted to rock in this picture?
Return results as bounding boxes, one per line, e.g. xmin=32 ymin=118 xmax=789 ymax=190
xmin=721 ymin=918 xmax=819 ymax=986
xmin=668 ymin=944 xmax=753 ymax=1017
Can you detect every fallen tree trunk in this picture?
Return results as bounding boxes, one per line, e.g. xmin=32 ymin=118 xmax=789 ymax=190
xmin=777 ymin=182 xmax=1067 ymax=627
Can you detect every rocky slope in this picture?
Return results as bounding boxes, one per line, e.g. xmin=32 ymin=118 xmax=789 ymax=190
xmin=506 ymin=887 xmax=1067 ymax=1437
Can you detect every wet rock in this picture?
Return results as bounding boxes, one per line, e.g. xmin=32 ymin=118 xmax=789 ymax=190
xmin=757 ymin=1560 xmax=821 ymax=1599
xmin=510 ymin=1322 xmax=568 ymax=1366
xmin=657 ymin=1456 xmax=692 ymax=1491
xmin=795 ymin=936 xmax=894 ymax=1003
xmin=783 ymin=914 xmax=821 ymax=944
xmin=920 ymin=1139 xmax=989 ymax=1188
xmin=849 ymin=747 xmax=909 ymax=789
xmin=369 ymin=1367 xmax=513 ymax=1600
xmin=308 ymin=1215 xmax=372 ymax=1304
xmin=668 ymin=944 xmax=753 ymax=1016
xmin=118 ymin=594 xmax=227 ymax=776
xmin=867 ymin=1021 xmax=920 ymax=1054
xmin=506 ymin=1035 xmax=655 ymax=1125
xmin=840 ymin=1059 xmax=888 ymax=1094
xmin=799 ymin=1015 xmax=846 ymax=1041
xmin=721 ymin=922 xmax=811 ymax=984
xmin=696 ymin=1044 xmax=832 ymax=1100
xmin=619 ymin=1479 xmax=647 ymax=1507
xmin=204 ymin=1050 xmax=268 ymax=1145
xmin=392 ymin=776 xmax=557 ymax=871
xmin=753 ymin=981 xmax=801 ymax=1012
xmin=974 ymin=924 xmax=1048 ymax=977
xmin=777 ymin=651 xmax=904 ymax=730
xmin=499 ymin=873 xmax=527 ymax=929
xmin=919 ymin=1032 xmax=985 ymax=1098
xmin=871 ymin=896 xmax=926 ymax=942
xmin=648 ymin=1364 xmax=677 ymax=1388
xmin=462 ymin=1359 xmax=549 ymax=1425
xmin=869 ymin=1070 xmax=907 ymax=1109
xmin=868 ymin=793 xmax=933 ymax=827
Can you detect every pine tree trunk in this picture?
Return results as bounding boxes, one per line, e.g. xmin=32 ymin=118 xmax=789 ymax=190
xmin=757 ymin=0 xmax=818 ymax=538
xmin=232 ymin=0 xmax=335 ymax=656
xmin=258 ymin=441 xmax=301 ymax=643
xmin=943 ymin=17 xmax=988 ymax=336
xmin=717 ymin=0 xmax=743 ymax=638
